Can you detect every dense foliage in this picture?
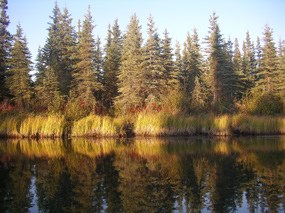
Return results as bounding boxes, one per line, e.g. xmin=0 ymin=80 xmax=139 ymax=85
xmin=1 ymin=1 xmax=285 ymax=117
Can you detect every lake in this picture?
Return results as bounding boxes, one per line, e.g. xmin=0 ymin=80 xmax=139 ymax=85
xmin=0 ymin=136 xmax=284 ymax=212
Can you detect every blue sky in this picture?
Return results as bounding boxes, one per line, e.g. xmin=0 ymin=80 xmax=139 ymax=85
xmin=7 ymin=0 xmax=285 ymax=63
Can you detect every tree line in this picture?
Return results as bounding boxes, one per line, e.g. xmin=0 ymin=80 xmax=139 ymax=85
xmin=1 ymin=0 xmax=285 ymax=118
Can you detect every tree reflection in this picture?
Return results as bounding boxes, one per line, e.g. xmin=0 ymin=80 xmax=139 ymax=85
xmin=0 ymin=136 xmax=284 ymax=212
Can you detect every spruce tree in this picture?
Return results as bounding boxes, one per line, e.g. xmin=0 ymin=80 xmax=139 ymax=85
xmin=103 ymin=19 xmax=122 ymax=111
xmin=40 ymin=3 xmax=76 ymax=99
xmin=7 ymin=24 xmax=32 ymax=109
xmin=70 ymin=7 xmax=101 ymax=113
xmin=58 ymin=7 xmax=76 ymax=97
xmin=205 ymin=12 xmax=233 ymax=112
xmin=174 ymin=41 xmax=182 ymax=82
xmin=233 ymin=38 xmax=247 ymax=100
xmin=94 ymin=36 xmax=104 ymax=89
xmin=254 ymin=25 xmax=278 ymax=94
xmin=142 ymin=15 xmax=165 ymax=104
xmin=115 ymin=14 xmax=144 ymax=113
xmin=0 ymin=0 xmax=11 ymax=101
xmin=37 ymin=66 xmax=62 ymax=112
xmin=181 ymin=32 xmax=193 ymax=94
xmin=242 ymin=32 xmax=256 ymax=91
xmin=161 ymin=29 xmax=179 ymax=91
xmin=183 ymin=29 xmax=208 ymax=111
xmin=278 ymin=39 xmax=285 ymax=97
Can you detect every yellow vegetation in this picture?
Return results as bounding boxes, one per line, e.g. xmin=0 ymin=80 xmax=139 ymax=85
xmin=19 ymin=114 xmax=65 ymax=138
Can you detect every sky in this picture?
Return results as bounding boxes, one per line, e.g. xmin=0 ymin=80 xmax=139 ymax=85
xmin=7 ymin=0 xmax=285 ymax=63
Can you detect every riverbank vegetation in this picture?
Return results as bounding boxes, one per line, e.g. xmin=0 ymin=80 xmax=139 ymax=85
xmin=1 ymin=1 xmax=285 ymax=137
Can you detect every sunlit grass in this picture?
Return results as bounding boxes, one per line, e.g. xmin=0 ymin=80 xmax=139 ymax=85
xmin=1 ymin=112 xmax=285 ymax=137
xmin=0 ymin=116 xmax=21 ymax=137
xmin=71 ymin=114 xmax=118 ymax=137
xmin=19 ymin=114 xmax=65 ymax=138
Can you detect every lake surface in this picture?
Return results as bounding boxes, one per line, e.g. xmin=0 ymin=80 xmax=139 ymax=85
xmin=0 ymin=136 xmax=284 ymax=213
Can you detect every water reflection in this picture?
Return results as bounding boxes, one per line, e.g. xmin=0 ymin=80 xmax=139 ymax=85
xmin=0 ymin=137 xmax=284 ymax=212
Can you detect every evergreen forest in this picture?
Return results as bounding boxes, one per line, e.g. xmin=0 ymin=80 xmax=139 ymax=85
xmin=1 ymin=1 xmax=285 ymax=137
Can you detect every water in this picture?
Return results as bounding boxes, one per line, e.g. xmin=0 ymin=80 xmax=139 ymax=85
xmin=0 ymin=136 xmax=284 ymax=213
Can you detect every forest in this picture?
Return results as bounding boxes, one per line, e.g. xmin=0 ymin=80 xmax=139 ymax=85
xmin=1 ymin=0 xmax=285 ymax=137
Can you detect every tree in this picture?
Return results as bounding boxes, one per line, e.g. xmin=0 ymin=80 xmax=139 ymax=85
xmin=57 ymin=7 xmax=77 ymax=97
xmin=115 ymin=14 xmax=144 ymax=113
xmin=174 ymin=41 xmax=182 ymax=83
xmin=70 ymin=6 xmax=101 ymax=114
xmin=254 ymin=25 xmax=279 ymax=94
xmin=0 ymin=0 xmax=11 ymax=101
xmin=242 ymin=32 xmax=256 ymax=92
xmin=142 ymin=15 xmax=165 ymax=105
xmin=6 ymin=24 xmax=32 ymax=110
xmin=233 ymin=38 xmax=247 ymax=100
xmin=205 ymin=12 xmax=234 ymax=112
xmin=39 ymin=3 xmax=76 ymax=99
xmin=36 ymin=66 xmax=62 ymax=112
xmin=161 ymin=29 xmax=179 ymax=91
xmin=277 ymin=39 xmax=285 ymax=97
xmin=103 ymin=19 xmax=123 ymax=111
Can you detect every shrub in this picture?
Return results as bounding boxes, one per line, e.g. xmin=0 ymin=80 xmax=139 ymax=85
xmin=251 ymin=93 xmax=283 ymax=115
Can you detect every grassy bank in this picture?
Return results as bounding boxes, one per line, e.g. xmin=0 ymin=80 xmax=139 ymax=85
xmin=1 ymin=112 xmax=285 ymax=138
xmin=0 ymin=113 xmax=65 ymax=138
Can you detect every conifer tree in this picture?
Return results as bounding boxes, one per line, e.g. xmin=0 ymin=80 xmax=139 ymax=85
xmin=161 ymin=29 xmax=179 ymax=91
xmin=37 ymin=66 xmax=62 ymax=112
xmin=103 ymin=19 xmax=122 ymax=111
xmin=205 ymin=12 xmax=234 ymax=111
xmin=7 ymin=24 xmax=32 ymax=109
xmin=254 ymin=25 xmax=278 ymax=94
xmin=174 ymin=41 xmax=182 ymax=82
xmin=94 ymin=36 xmax=103 ymax=86
xmin=242 ymin=32 xmax=256 ymax=91
xmin=186 ymin=29 xmax=208 ymax=110
xmin=277 ymin=40 xmax=285 ymax=97
xmin=255 ymin=37 xmax=262 ymax=88
xmin=233 ymin=38 xmax=247 ymax=100
xmin=181 ymin=33 xmax=193 ymax=94
xmin=115 ymin=14 xmax=144 ymax=113
xmin=0 ymin=0 xmax=11 ymax=101
xmin=39 ymin=3 xmax=76 ymax=99
xmin=70 ymin=7 xmax=101 ymax=113
xmin=58 ymin=7 xmax=76 ymax=97
xmin=222 ymin=38 xmax=237 ymax=106
xmin=142 ymin=15 xmax=165 ymax=104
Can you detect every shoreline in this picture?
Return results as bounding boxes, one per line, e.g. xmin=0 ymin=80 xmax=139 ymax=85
xmin=1 ymin=113 xmax=285 ymax=139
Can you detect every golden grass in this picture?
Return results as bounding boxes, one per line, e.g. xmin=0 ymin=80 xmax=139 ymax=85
xmin=19 ymin=114 xmax=65 ymax=138
xmin=71 ymin=114 xmax=117 ymax=137
xmin=1 ymin=112 xmax=285 ymax=137
xmin=0 ymin=116 xmax=21 ymax=137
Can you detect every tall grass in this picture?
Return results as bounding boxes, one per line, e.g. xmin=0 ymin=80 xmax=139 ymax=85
xmin=1 ymin=112 xmax=285 ymax=137
xmin=0 ymin=113 xmax=65 ymax=138
xmin=134 ymin=113 xmax=232 ymax=136
xmin=232 ymin=114 xmax=282 ymax=135
xmin=71 ymin=114 xmax=117 ymax=137
xmin=20 ymin=114 xmax=65 ymax=138
xmin=0 ymin=116 xmax=22 ymax=137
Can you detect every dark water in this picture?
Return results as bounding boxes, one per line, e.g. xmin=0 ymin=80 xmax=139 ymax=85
xmin=0 ymin=137 xmax=284 ymax=213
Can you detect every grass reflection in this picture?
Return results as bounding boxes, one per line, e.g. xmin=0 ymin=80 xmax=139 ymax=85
xmin=71 ymin=138 xmax=117 ymax=157
xmin=1 ymin=139 xmax=64 ymax=158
